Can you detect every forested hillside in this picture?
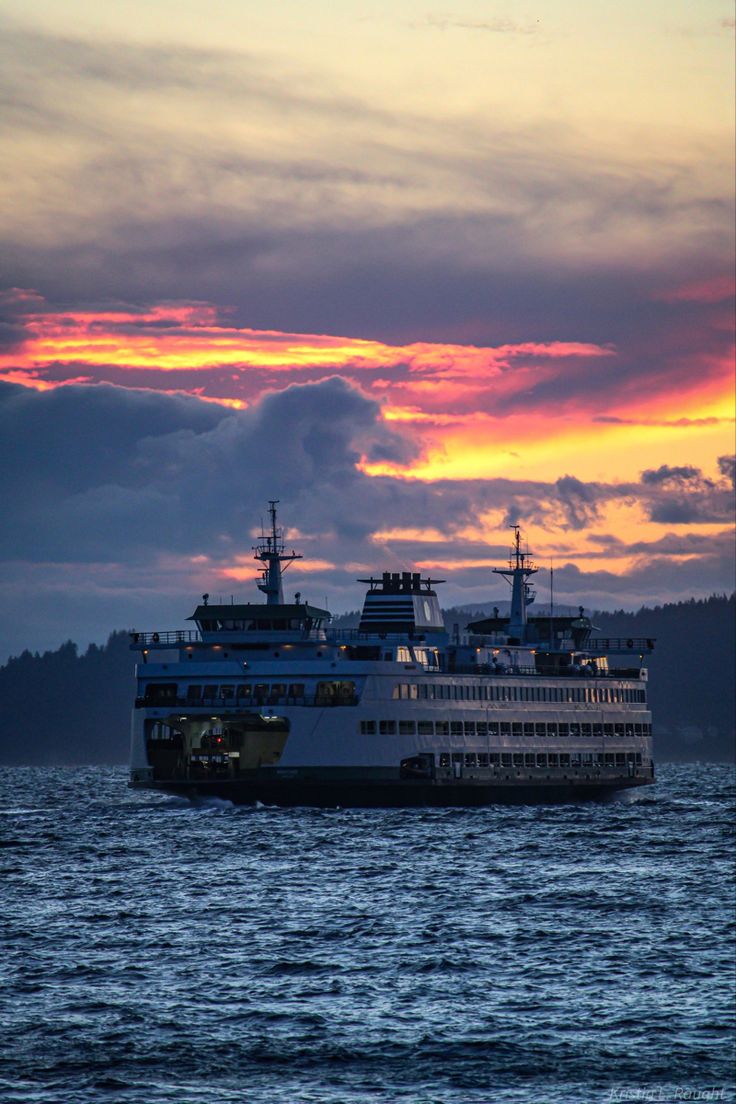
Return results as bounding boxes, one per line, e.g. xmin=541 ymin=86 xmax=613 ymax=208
xmin=0 ymin=596 xmax=733 ymax=764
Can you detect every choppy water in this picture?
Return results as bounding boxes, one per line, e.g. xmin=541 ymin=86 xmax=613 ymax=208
xmin=1 ymin=764 xmax=734 ymax=1104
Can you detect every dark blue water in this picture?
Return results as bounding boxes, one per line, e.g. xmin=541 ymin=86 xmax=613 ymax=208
xmin=1 ymin=765 xmax=734 ymax=1104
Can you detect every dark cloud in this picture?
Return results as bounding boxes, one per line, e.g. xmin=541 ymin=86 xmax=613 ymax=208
xmin=718 ymin=454 xmax=735 ymax=488
xmin=641 ymin=464 xmax=706 ymax=485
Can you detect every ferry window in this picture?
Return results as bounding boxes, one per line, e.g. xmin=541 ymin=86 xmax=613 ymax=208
xmin=360 ymin=720 xmax=376 ymax=735
xmin=604 ymin=724 xmax=613 ymax=736
xmin=558 ymin=723 xmax=569 ymax=738
xmin=593 ymin=723 xmax=603 ymax=739
xmin=451 ymin=721 xmax=463 ymax=736
xmin=634 ymin=724 xmax=642 ymax=737
xmin=569 ymin=723 xmax=581 ymax=738
xmin=392 ymin=685 xmax=400 ymax=700
xmin=397 ymin=647 xmax=412 ymax=662
xmin=253 ymin=684 xmax=268 ymax=702
xmin=582 ymin=752 xmax=593 ymax=765
xmin=479 ymin=753 xmax=490 ymax=767
xmin=186 ymin=685 xmax=202 ymax=701
xmin=451 ymin=753 xmax=463 ymax=764
xmin=616 ymin=753 xmax=626 ymax=766
xmin=581 ymin=723 xmax=592 ymax=738
xmin=436 ymin=721 xmax=449 ymax=736
xmin=536 ymin=753 xmax=547 ymax=767
xmin=547 ymin=723 xmax=558 ymax=738
xmin=399 ymin=721 xmax=416 ymax=735
xmin=500 ymin=721 xmax=511 ymax=737
xmin=418 ymin=685 xmax=428 ymax=700
xmin=287 ymin=684 xmax=305 ymax=700
xmin=559 ymin=753 xmax=570 ymax=767
xmin=203 ymin=685 xmax=217 ymax=700
xmin=409 ymin=684 xmax=418 ymax=700
xmin=418 ymin=721 xmax=433 ymax=736
xmin=595 ymin=753 xmax=604 ymax=764
xmin=501 ymin=753 xmax=512 ymax=767
xmin=548 ymin=753 xmax=559 ymax=766
xmin=269 ymin=683 xmax=286 ymax=701
xmin=219 ymin=685 xmax=235 ymax=700
xmin=237 ymin=684 xmax=252 ymax=700
xmin=489 ymin=752 xmax=500 ymax=765
xmin=476 ymin=722 xmax=487 ymax=737
xmin=439 ymin=753 xmax=451 ymax=767
xmin=464 ymin=753 xmax=477 ymax=767
xmin=524 ymin=722 xmax=534 ymax=737
xmin=614 ymin=723 xmax=624 ymax=738
xmin=535 ymin=723 xmax=546 ymax=737
xmin=604 ymin=753 xmax=615 ymax=766
xmin=625 ymin=724 xmax=634 ymax=738
xmin=384 ymin=652 xmax=393 ymax=662
xmin=571 ymin=753 xmax=581 ymax=766
xmin=464 ymin=722 xmax=476 ymax=736
xmin=379 ymin=720 xmax=396 ymax=735
xmin=488 ymin=722 xmax=499 ymax=737
xmin=513 ymin=753 xmax=524 ymax=767
xmin=636 ymin=752 xmax=642 ymax=765
xmin=525 ymin=753 xmax=535 ymax=767
xmin=512 ymin=722 xmax=522 ymax=737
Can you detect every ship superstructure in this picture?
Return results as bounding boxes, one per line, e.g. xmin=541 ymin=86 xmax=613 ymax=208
xmin=129 ymin=506 xmax=655 ymax=805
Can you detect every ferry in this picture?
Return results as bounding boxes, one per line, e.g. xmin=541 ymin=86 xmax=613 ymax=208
xmin=129 ymin=502 xmax=655 ymax=805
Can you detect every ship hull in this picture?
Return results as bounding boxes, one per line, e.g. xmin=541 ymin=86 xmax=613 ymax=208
xmin=130 ymin=769 xmax=654 ymax=807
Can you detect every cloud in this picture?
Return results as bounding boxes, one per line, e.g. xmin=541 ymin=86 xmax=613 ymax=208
xmin=0 ymin=376 xmax=733 ymax=660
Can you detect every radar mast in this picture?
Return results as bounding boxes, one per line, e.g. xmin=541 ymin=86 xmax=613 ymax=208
xmin=492 ymin=525 xmax=537 ymax=643
xmin=253 ymin=500 xmax=301 ymax=605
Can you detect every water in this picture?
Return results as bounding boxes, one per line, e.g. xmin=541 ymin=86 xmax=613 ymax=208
xmin=1 ymin=764 xmax=733 ymax=1104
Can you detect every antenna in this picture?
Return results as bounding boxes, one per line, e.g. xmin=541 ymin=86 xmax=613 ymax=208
xmin=549 ymin=560 xmax=554 ymax=650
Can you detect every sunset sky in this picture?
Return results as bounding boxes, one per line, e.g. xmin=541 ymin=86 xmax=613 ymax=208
xmin=0 ymin=1 xmax=734 ymax=659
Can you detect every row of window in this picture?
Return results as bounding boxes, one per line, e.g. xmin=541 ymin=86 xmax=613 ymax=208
xmin=144 ymin=681 xmax=356 ymax=705
xmin=360 ymin=719 xmax=652 ymax=738
xmin=435 ymin=751 xmax=643 ymax=768
xmin=394 ymin=683 xmax=646 ymax=704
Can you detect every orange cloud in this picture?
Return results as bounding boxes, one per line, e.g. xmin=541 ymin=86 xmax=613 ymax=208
xmin=1 ymin=292 xmax=733 ymax=486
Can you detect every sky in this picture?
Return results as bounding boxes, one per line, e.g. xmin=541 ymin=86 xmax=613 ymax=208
xmin=0 ymin=0 xmax=734 ymax=660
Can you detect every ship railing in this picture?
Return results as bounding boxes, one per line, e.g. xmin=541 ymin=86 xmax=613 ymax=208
xmin=448 ymin=663 xmax=645 ymax=679
xmin=130 ymin=630 xmax=200 ymax=647
xmin=329 ymin=629 xmax=436 ymax=642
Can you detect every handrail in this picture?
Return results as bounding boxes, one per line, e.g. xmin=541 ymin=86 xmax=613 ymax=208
xmin=130 ymin=630 xmax=199 ymax=647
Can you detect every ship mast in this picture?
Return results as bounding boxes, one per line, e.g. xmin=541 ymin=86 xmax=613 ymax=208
xmin=253 ymin=500 xmax=301 ymax=605
xmin=492 ymin=525 xmax=537 ymax=643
